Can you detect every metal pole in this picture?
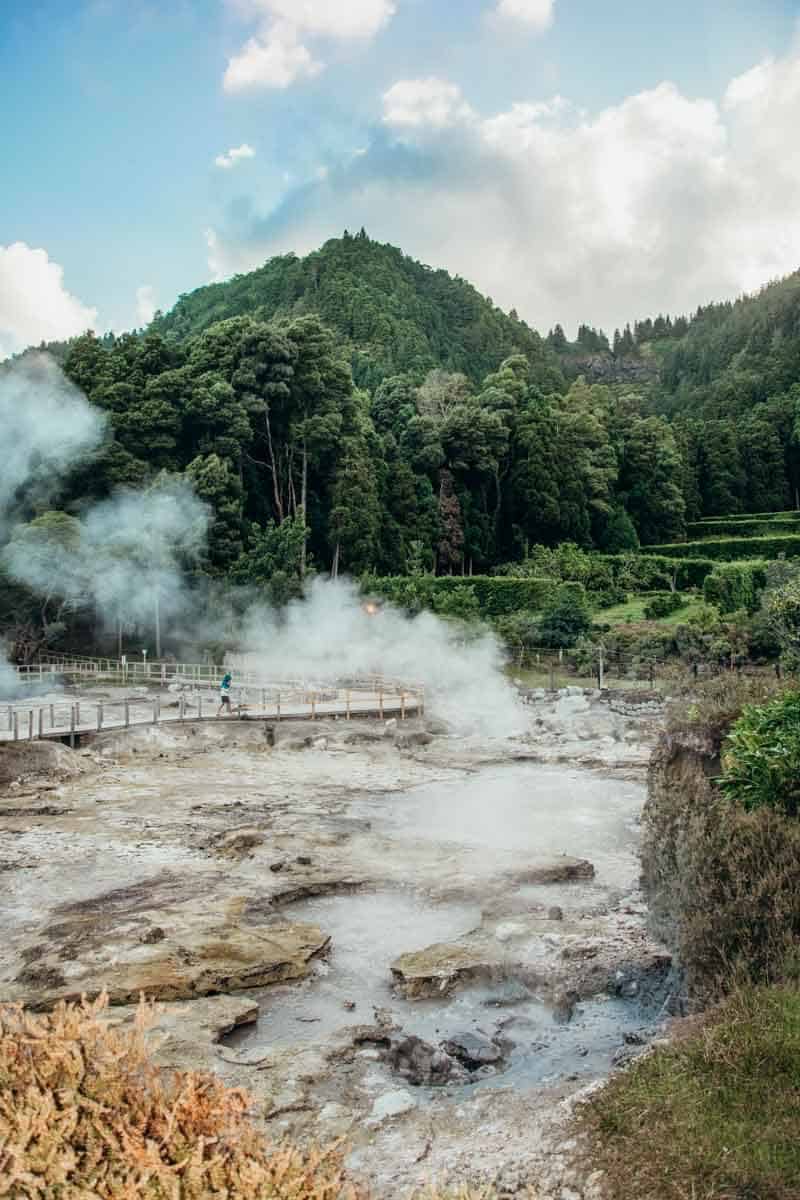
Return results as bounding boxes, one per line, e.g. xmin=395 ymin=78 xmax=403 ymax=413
xmin=124 ymin=700 xmax=130 ymax=728
xmin=75 ymin=702 xmax=81 ymax=726
xmin=401 ymin=691 xmax=406 ymax=721
xmin=38 ymin=708 xmax=43 ymax=739
xmin=69 ymin=706 xmax=75 ymax=749
xmin=261 ymin=688 xmax=266 ymax=711
xmin=49 ymin=703 xmax=54 ymax=729
xmin=180 ymin=696 xmax=185 ymax=721
xmin=28 ymin=710 xmax=34 ymax=740
xmin=97 ymin=704 xmax=103 ymax=732
xmin=346 ymin=689 xmax=351 ymax=720
xmin=152 ymin=700 xmax=158 ymax=726
xmin=311 ymin=692 xmax=316 ymax=721
xmin=277 ymin=693 xmax=281 ymax=722
xmin=13 ymin=711 xmax=18 ymax=741
xmin=198 ymin=696 xmax=203 ymax=720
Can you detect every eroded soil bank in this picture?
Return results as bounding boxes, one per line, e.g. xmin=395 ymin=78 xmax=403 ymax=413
xmin=0 ymin=688 xmax=669 ymax=1198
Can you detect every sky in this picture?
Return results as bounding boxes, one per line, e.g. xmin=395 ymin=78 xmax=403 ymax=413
xmin=1 ymin=0 xmax=800 ymax=358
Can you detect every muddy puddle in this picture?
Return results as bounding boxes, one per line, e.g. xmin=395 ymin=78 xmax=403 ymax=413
xmin=227 ymin=763 xmax=665 ymax=1093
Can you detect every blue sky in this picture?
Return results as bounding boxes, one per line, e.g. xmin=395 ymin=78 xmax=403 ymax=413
xmin=1 ymin=0 xmax=799 ymax=354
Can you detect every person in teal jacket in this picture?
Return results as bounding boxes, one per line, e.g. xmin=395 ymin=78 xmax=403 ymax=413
xmin=217 ymin=672 xmax=233 ymax=717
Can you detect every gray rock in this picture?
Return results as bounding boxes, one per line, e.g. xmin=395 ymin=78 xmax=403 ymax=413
xmin=369 ymin=1089 xmax=417 ymax=1123
xmin=442 ymin=1031 xmax=504 ymax=1068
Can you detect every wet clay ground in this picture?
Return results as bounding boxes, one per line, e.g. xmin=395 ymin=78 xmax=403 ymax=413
xmin=0 ymin=691 xmax=670 ymax=1198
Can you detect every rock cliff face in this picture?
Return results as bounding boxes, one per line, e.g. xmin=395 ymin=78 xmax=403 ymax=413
xmin=561 ymin=352 xmax=659 ymax=386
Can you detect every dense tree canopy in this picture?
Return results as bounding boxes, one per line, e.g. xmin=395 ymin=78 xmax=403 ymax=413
xmin=6 ymin=234 xmax=800 ymax=605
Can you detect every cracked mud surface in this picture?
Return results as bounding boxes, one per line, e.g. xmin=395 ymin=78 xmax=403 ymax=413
xmin=0 ymin=690 xmax=669 ymax=1197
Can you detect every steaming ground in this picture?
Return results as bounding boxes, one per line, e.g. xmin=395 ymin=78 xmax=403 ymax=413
xmin=0 ymin=688 xmax=669 ymax=1198
xmin=233 ymin=578 xmax=526 ymax=737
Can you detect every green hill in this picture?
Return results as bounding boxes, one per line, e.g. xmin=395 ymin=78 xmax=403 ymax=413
xmin=152 ymin=230 xmax=563 ymax=392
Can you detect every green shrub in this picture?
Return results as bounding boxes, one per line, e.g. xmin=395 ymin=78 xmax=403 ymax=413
xmin=703 ymin=561 xmax=768 ymax=614
xmin=643 ymin=534 xmax=800 ymax=561
xmin=643 ymin=592 xmax=685 ymax=620
xmin=603 ymin=553 xmax=716 ymax=591
xmin=493 ymin=609 xmax=542 ymax=662
xmin=367 ymin=575 xmax=553 ymax=618
xmin=537 ymin=583 xmax=592 ymax=648
xmin=719 ymin=691 xmax=800 ymax=817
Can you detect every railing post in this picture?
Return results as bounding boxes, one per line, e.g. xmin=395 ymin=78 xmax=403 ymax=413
xmin=75 ymin=702 xmax=81 ymax=726
xmin=346 ymin=689 xmax=351 ymax=720
xmin=28 ymin=710 xmax=34 ymax=740
xmin=311 ymin=692 xmax=316 ymax=721
xmin=261 ymin=688 xmax=266 ymax=710
xmin=401 ymin=691 xmax=406 ymax=721
xmin=12 ymin=711 xmax=18 ymax=741
xmin=97 ymin=704 xmax=103 ymax=732
xmin=277 ymin=693 xmax=281 ymax=722
xmin=38 ymin=708 xmax=44 ymax=739
xmin=49 ymin=703 xmax=54 ymax=729
xmin=379 ymin=688 xmax=384 ymax=720
xmin=69 ymin=706 xmax=75 ymax=749
xmin=198 ymin=696 xmax=203 ymax=720
xmin=152 ymin=700 xmax=158 ymax=725
xmin=180 ymin=696 xmax=185 ymax=721
xmin=124 ymin=700 xmax=130 ymax=728
xmin=6 ymin=705 xmax=11 ymax=732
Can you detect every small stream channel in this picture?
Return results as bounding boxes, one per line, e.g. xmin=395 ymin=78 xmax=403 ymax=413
xmin=227 ymin=763 xmax=667 ymax=1092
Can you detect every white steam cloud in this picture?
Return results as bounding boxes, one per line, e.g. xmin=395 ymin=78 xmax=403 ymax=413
xmin=232 ymin=577 xmax=524 ymax=737
xmin=0 ymin=356 xmax=209 ymax=697
xmin=0 ymin=355 xmax=105 ymax=539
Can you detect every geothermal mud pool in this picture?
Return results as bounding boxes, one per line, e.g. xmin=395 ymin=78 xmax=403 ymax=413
xmin=0 ymin=687 xmax=669 ymax=1197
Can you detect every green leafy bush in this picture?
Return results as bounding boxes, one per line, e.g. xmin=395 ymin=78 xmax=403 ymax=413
xmin=368 ymin=575 xmax=553 ymax=618
xmin=604 ymin=553 xmax=716 ymax=591
xmin=643 ymin=592 xmax=685 ymax=619
xmin=719 ymin=691 xmax=800 ymax=817
xmin=703 ymin=561 xmax=768 ymax=614
xmin=537 ymin=583 xmax=592 ymax=648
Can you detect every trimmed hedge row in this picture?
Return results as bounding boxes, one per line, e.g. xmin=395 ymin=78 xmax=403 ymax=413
xmin=602 ymin=553 xmax=717 ymax=590
xmin=703 ymin=562 xmax=769 ymax=614
xmin=368 ymin=575 xmax=554 ymax=617
xmin=644 ymin=536 xmax=800 ymax=561
xmin=695 ymin=510 xmax=800 ymax=523
xmin=686 ymin=519 xmax=800 ymax=540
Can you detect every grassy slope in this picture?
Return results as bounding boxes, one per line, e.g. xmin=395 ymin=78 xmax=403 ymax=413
xmin=595 ymin=596 xmax=708 ymax=626
xmin=582 ymin=984 xmax=800 ymax=1200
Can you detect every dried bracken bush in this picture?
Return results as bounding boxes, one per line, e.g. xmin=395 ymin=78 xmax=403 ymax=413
xmin=0 ymin=992 xmax=362 ymax=1199
xmin=0 ymin=994 xmax=506 ymax=1200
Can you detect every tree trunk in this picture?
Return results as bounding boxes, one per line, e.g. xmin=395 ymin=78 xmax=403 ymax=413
xmin=300 ymin=440 xmax=308 ymax=578
xmin=265 ymin=409 xmax=284 ymax=523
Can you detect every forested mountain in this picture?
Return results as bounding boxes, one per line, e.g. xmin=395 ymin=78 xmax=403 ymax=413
xmin=5 ymin=235 xmax=800 ymax=597
xmin=152 ymin=230 xmax=562 ymax=392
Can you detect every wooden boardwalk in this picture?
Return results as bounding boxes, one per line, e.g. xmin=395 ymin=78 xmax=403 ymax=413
xmin=3 ymin=656 xmax=424 ymax=745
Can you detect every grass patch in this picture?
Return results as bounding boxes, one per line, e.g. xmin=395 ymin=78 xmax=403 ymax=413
xmin=595 ymin=596 xmax=708 ymax=626
xmin=582 ymin=984 xmax=800 ymax=1200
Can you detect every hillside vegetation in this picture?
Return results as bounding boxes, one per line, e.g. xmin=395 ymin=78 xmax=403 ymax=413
xmin=152 ymin=230 xmax=561 ymax=392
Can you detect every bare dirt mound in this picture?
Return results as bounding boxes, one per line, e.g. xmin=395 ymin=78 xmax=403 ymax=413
xmin=0 ymin=742 xmax=88 ymax=788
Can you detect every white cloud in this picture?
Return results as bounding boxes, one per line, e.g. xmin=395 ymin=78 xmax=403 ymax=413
xmin=495 ymin=0 xmax=554 ymax=31
xmin=383 ymin=78 xmax=475 ymax=130
xmin=207 ymin=47 xmax=800 ymax=335
xmin=223 ymin=0 xmax=395 ymax=92
xmin=224 ymin=24 xmax=321 ymax=90
xmin=136 ymin=284 xmax=157 ymax=326
xmin=215 ymin=141 xmax=257 ymax=168
xmin=0 ymin=243 xmax=98 ymax=360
